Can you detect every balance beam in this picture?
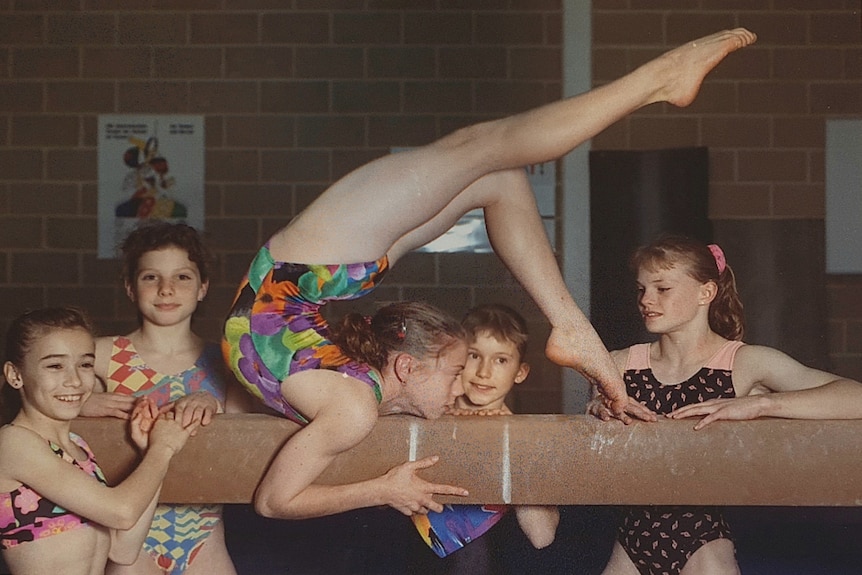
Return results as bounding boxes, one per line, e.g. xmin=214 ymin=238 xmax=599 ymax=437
xmin=71 ymin=414 xmax=862 ymax=506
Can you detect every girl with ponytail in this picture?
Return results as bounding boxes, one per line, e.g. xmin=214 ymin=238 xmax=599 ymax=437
xmin=591 ymin=233 xmax=862 ymax=575
xmin=223 ymin=29 xmax=759 ymax=524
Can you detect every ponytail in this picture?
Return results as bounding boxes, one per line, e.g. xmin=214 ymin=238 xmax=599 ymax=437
xmin=332 ymin=301 xmax=465 ymax=371
xmin=632 ymin=234 xmax=745 ymax=340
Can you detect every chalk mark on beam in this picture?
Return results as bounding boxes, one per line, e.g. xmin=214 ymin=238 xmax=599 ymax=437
xmin=502 ymin=421 xmax=511 ymax=504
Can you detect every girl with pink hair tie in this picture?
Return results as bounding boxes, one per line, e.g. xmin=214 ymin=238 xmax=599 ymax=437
xmin=590 ymin=233 xmax=862 ymax=575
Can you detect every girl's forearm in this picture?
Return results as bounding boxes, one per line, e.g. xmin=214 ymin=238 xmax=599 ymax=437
xmin=763 ymin=379 xmax=862 ymax=420
xmin=258 ymin=478 xmax=385 ymax=520
xmin=99 ymin=446 xmax=175 ymax=530
xmin=108 ymin=487 xmax=161 ymax=564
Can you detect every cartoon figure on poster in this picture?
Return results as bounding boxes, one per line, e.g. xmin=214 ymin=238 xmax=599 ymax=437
xmin=97 ymin=115 xmax=204 ymax=259
xmin=115 ymin=136 xmax=188 ymax=219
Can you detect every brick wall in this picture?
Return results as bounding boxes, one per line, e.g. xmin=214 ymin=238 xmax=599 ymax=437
xmin=591 ymin=1 xmax=862 ymax=381
xmin=0 ymin=3 xmax=859 ymax=413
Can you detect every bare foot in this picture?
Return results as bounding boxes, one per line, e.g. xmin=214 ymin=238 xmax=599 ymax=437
xmin=647 ymin=28 xmax=757 ymax=107
xmin=545 ymin=327 xmax=658 ymax=422
xmin=544 ymin=327 xmax=628 ymax=407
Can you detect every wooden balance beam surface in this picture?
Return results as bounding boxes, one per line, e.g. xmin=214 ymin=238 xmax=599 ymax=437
xmin=71 ymin=414 xmax=862 ymax=506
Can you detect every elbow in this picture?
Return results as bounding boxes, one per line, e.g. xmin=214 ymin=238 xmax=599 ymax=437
xmin=108 ymin=547 xmax=141 ymax=566
xmin=527 ymin=522 xmax=557 ymax=549
xmin=523 ymin=510 xmax=560 ymax=550
xmin=526 ymin=529 xmax=557 ymax=550
xmin=254 ymin=487 xmax=300 ymax=521
xmin=254 ymin=495 xmax=277 ymax=519
xmin=106 ymin=503 xmax=140 ymax=531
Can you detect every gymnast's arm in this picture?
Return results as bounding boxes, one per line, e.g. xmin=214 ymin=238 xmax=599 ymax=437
xmin=108 ymin=488 xmax=160 ymax=564
xmin=514 ymin=504 xmax=560 ymax=549
xmin=253 ymin=375 xmax=467 ymax=520
xmin=0 ymin=416 xmax=189 ymax=532
xmin=670 ymin=345 xmax=862 ymax=427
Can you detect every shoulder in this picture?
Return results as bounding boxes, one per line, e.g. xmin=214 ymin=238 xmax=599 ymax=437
xmin=94 ymin=335 xmax=119 ymax=351
xmin=609 ymin=348 xmax=629 ymax=374
xmin=611 ymin=344 xmax=649 ymax=373
xmin=734 ymin=344 xmax=792 ymax=367
xmin=294 ymin=372 xmax=380 ymax=444
xmin=0 ymin=426 xmax=31 ymax=484
xmin=0 ymin=424 xmax=39 ymax=446
xmin=732 ymin=344 xmax=826 ymax=394
xmin=198 ymin=342 xmax=225 ymax=371
xmin=94 ymin=335 xmax=119 ymax=377
xmin=0 ymin=425 xmax=45 ymax=468
xmin=193 ymin=341 xmax=230 ymax=391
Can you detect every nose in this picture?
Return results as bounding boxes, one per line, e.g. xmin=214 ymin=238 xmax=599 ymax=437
xmin=639 ymin=290 xmax=652 ymax=308
xmin=476 ymin=358 xmax=491 ymax=378
xmin=158 ymin=278 xmax=174 ymax=295
xmin=451 ymin=375 xmax=465 ymax=399
xmin=65 ymin=368 xmax=83 ymax=388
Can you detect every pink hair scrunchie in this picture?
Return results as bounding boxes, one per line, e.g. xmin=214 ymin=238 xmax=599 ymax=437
xmin=707 ymin=243 xmax=727 ymax=275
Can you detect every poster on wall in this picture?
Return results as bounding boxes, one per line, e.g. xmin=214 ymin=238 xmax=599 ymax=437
xmin=97 ymin=115 xmax=205 ymax=259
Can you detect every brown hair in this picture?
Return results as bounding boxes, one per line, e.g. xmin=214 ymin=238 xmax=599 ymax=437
xmin=462 ymin=303 xmax=529 ymax=360
xmin=631 ymin=234 xmax=745 ymax=341
xmin=332 ymin=301 xmax=466 ymax=371
xmin=121 ymin=222 xmax=211 ymax=284
xmin=2 ymin=307 xmax=95 ymax=422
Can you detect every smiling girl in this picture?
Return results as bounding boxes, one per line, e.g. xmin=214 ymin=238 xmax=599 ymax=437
xmin=0 ymin=307 xmax=195 ymax=575
xmin=82 ymin=223 xmax=239 ymax=575
xmin=591 ymin=234 xmax=862 ymax=575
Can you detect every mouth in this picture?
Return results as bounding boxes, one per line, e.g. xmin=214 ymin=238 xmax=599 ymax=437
xmin=56 ymin=394 xmax=84 ymax=403
xmin=642 ymin=311 xmax=661 ymax=320
xmin=468 ymin=382 xmax=496 ymax=393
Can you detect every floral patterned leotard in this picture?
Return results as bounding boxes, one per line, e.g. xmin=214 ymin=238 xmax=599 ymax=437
xmin=223 ymin=243 xmax=388 ymax=425
xmin=0 ymin=432 xmax=107 ymax=549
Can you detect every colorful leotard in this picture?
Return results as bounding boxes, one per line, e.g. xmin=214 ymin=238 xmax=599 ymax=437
xmin=222 ymin=243 xmax=388 ymax=425
xmin=619 ymin=340 xmax=743 ymax=575
xmin=105 ymin=337 xmax=227 ymax=575
xmin=412 ymin=504 xmax=508 ymax=558
xmin=0 ymin=432 xmax=107 ymax=549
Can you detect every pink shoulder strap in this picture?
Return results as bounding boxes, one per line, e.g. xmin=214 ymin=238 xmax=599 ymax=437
xmin=704 ymin=340 xmax=745 ymax=370
xmin=624 ymin=343 xmax=652 ymax=370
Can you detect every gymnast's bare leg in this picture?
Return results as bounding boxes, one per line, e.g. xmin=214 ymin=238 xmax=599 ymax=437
xmin=271 ymin=28 xmax=757 ymax=417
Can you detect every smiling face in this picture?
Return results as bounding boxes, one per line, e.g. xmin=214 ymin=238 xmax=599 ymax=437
xmin=4 ymin=327 xmax=96 ymax=423
xmin=126 ymin=246 xmax=208 ymax=327
xmin=636 ymin=263 xmax=715 ymax=335
xmin=458 ymin=330 xmax=529 ymax=411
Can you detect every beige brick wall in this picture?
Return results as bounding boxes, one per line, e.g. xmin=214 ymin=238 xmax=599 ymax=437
xmin=590 ymin=1 xmax=862 ymax=380
xmin=0 ymin=3 xmax=860 ymax=412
